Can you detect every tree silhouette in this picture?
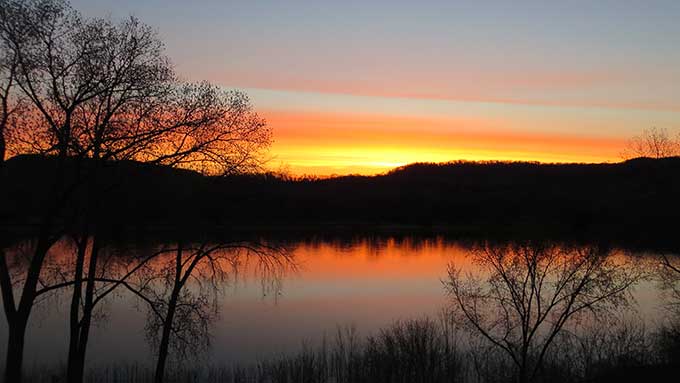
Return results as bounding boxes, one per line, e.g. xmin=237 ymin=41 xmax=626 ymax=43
xmin=61 ymin=237 xmax=176 ymax=383
xmin=134 ymin=240 xmax=291 ymax=383
xmin=444 ymin=242 xmax=640 ymax=383
xmin=0 ymin=31 xmax=22 ymax=166
xmin=0 ymin=1 xmax=272 ymax=382
xmin=622 ymin=127 xmax=679 ymax=159
xmin=659 ymin=253 xmax=680 ymax=320
xmin=64 ymin=80 xmax=270 ymax=383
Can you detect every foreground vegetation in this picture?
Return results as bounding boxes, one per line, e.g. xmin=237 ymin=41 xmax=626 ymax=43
xmin=17 ymin=316 xmax=680 ymax=383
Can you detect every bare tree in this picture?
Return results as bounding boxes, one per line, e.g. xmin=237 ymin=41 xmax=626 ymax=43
xmin=622 ymin=127 xmax=680 ymax=159
xmin=61 ymin=82 xmax=270 ymax=383
xmin=659 ymin=253 xmax=680 ymax=317
xmin=0 ymin=233 xmax=81 ymax=383
xmin=0 ymin=2 xmax=172 ymax=381
xmin=133 ymin=83 xmax=271 ymax=175
xmin=0 ymin=2 xmax=272 ymax=382
xmin=136 ymin=240 xmax=291 ymax=383
xmin=0 ymin=29 xmax=23 ymax=166
xmin=444 ymin=242 xmax=640 ymax=383
xmin=60 ymin=237 xmax=177 ymax=383
xmin=59 ymin=33 xmax=269 ymax=383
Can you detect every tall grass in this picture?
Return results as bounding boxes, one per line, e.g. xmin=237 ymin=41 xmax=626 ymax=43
xmin=17 ymin=316 xmax=680 ymax=383
xmin=206 ymin=318 xmax=463 ymax=383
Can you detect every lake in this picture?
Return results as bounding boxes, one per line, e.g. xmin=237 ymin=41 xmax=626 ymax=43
xmin=0 ymin=235 xmax=671 ymax=371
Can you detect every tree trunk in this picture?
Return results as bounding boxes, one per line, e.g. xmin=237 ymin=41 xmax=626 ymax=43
xmin=66 ymin=155 xmax=103 ymax=383
xmin=154 ymin=287 xmax=180 ymax=383
xmin=0 ymin=121 xmax=69 ymax=383
xmin=66 ymin=237 xmax=100 ymax=383
xmin=154 ymin=245 xmax=184 ymax=383
xmin=66 ymin=237 xmax=88 ymax=383
xmin=518 ymin=362 xmax=529 ymax=383
xmin=4 ymin=315 xmax=27 ymax=383
xmin=3 ymin=235 xmax=52 ymax=383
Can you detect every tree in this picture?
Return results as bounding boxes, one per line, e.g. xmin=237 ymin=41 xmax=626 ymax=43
xmin=622 ymin=127 xmax=680 ymax=159
xmin=0 ymin=2 xmax=171 ymax=381
xmin=0 ymin=1 xmax=272 ymax=382
xmin=60 ymin=81 xmax=270 ymax=383
xmin=0 ymin=27 xmax=23 ymax=166
xmin=137 ymin=240 xmax=291 ymax=383
xmin=135 ymin=83 xmax=271 ymax=175
xmin=62 ymin=236 xmax=176 ymax=383
xmin=444 ymin=242 xmax=640 ymax=383
xmin=659 ymin=254 xmax=680 ymax=317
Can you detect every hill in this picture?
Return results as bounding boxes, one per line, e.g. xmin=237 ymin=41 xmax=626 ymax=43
xmin=2 ymin=155 xmax=679 ymax=241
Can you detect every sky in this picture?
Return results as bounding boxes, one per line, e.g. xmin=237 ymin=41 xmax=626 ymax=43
xmin=73 ymin=0 xmax=680 ymax=175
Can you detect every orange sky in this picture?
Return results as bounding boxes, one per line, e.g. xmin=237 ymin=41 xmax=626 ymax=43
xmin=239 ymin=88 xmax=680 ymax=176
xmin=264 ymin=108 xmax=630 ymax=175
xmin=72 ymin=1 xmax=680 ymax=177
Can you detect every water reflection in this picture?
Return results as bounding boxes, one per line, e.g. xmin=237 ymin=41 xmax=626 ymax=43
xmin=0 ymin=235 xmax=675 ymax=380
xmin=445 ymin=242 xmax=642 ymax=383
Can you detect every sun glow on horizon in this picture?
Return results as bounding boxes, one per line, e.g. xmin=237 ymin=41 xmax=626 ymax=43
xmin=70 ymin=1 xmax=680 ymax=177
xmin=237 ymin=88 xmax=680 ymax=176
xmin=262 ymin=106 xmax=633 ymax=176
xmin=268 ymin=141 xmax=628 ymax=176
xmin=268 ymin=148 xmax=623 ymax=177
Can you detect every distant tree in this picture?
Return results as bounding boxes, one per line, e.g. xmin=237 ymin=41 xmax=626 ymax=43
xmin=622 ymin=127 xmax=680 ymax=159
xmin=444 ymin=242 xmax=640 ymax=383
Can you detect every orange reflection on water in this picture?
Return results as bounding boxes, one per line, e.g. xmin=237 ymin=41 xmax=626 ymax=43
xmin=290 ymin=238 xmax=474 ymax=281
xmin=2 ymin=236 xmax=665 ymax=367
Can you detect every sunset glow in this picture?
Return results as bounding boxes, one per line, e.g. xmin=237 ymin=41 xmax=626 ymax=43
xmin=264 ymin=106 xmax=630 ymax=175
xmin=72 ymin=0 xmax=680 ymax=175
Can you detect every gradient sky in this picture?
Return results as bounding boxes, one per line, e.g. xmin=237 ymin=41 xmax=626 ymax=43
xmin=73 ymin=0 xmax=680 ymax=175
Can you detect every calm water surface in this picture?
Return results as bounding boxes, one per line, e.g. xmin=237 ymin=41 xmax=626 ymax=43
xmin=0 ymin=236 xmax=668 ymax=369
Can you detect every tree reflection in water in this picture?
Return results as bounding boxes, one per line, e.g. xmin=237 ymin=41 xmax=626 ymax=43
xmin=445 ymin=242 xmax=642 ymax=383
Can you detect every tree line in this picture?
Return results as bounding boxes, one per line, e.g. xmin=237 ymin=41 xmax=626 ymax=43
xmin=4 ymin=155 xmax=679 ymax=247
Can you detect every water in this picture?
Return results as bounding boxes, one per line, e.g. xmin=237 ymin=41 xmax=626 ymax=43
xmin=0 ymin=235 xmax=671 ymax=370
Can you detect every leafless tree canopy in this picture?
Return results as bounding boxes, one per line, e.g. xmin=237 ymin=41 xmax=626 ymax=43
xmin=0 ymin=25 xmax=23 ymax=164
xmin=444 ymin=242 xmax=640 ymax=383
xmin=622 ymin=127 xmax=680 ymax=160
xmin=0 ymin=0 xmax=271 ymax=174
xmin=133 ymin=83 xmax=271 ymax=175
